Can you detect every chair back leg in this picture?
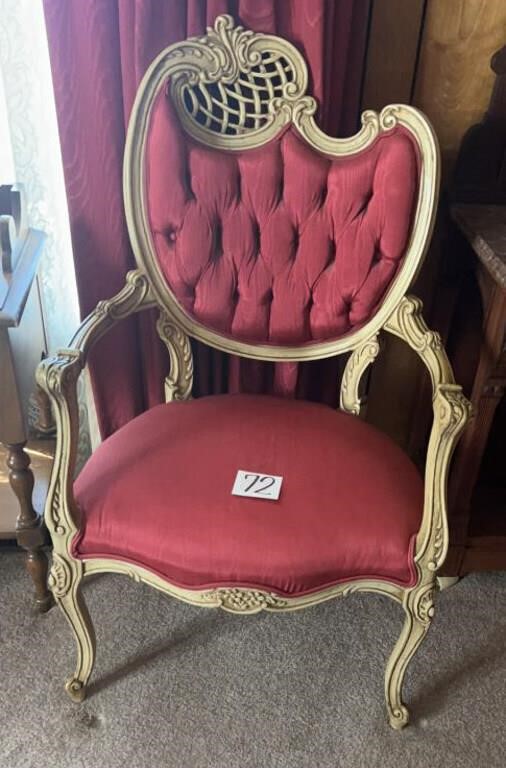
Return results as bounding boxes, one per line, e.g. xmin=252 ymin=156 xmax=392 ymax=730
xmin=385 ymin=580 xmax=435 ymax=728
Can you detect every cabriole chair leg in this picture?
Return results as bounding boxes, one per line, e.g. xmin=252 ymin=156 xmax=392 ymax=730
xmin=60 ymin=584 xmax=96 ymax=702
xmin=49 ymin=557 xmax=96 ymax=702
xmin=384 ymin=583 xmax=434 ymax=729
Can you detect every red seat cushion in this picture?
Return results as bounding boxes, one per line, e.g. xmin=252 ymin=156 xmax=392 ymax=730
xmin=73 ymin=395 xmax=423 ymax=596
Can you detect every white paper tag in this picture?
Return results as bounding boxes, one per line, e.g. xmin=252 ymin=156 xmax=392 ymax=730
xmin=231 ymin=470 xmax=283 ymax=501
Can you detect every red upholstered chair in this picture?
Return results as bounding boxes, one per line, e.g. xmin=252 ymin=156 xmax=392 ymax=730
xmin=38 ymin=16 xmax=471 ymax=729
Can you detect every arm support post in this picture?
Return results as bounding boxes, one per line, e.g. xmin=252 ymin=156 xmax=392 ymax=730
xmin=384 ymin=296 xmax=472 ymax=571
xmin=36 ymin=270 xmax=157 ymax=552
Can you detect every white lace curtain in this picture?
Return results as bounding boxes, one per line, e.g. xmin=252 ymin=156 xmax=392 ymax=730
xmin=0 ymin=0 xmax=97 ymax=459
xmin=0 ymin=0 xmax=79 ymax=349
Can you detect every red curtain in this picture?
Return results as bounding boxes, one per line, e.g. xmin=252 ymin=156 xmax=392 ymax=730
xmin=43 ymin=0 xmax=371 ymax=437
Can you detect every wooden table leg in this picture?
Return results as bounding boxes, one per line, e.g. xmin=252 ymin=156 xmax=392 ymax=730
xmin=5 ymin=441 xmax=53 ymax=612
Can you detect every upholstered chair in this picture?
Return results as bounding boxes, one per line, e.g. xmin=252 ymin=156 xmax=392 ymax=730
xmin=38 ymin=15 xmax=471 ymax=729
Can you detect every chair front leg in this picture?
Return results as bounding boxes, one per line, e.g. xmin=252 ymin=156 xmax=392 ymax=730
xmin=49 ymin=554 xmax=96 ymax=702
xmin=385 ymin=581 xmax=435 ymax=729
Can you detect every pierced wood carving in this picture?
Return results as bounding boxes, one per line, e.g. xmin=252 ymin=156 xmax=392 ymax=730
xmin=167 ymin=14 xmax=308 ymax=144
xmin=177 ymin=27 xmax=299 ymax=134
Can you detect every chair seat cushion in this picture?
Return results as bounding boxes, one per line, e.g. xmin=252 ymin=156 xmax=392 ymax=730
xmin=73 ymin=395 xmax=423 ymax=596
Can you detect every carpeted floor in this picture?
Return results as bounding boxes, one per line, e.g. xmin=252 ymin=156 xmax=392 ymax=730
xmin=1 ymin=549 xmax=505 ymax=768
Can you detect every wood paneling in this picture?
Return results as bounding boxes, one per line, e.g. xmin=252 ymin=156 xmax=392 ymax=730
xmin=361 ymin=1 xmax=428 ymax=452
xmin=413 ymin=0 xmax=506 ymax=178
xmin=361 ymin=0 xmax=425 ymax=111
xmin=363 ymin=0 xmax=506 ymax=455
xmin=409 ymin=0 xmax=506 ymax=454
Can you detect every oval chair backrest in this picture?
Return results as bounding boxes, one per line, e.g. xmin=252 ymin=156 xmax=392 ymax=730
xmin=124 ymin=15 xmax=440 ymax=362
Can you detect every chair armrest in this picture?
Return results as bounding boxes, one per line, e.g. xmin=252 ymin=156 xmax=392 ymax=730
xmin=384 ymin=296 xmax=472 ymax=572
xmin=68 ymin=269 xmax=154 ymax=362
xmin=36 ymin=348 xmax=83 ymax=549
xmin=36 ymin=269 xmax=154 ymax=551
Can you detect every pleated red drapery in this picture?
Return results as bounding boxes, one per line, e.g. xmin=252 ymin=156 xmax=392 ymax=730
xmin=43 ymin=0 xmax=371 ymax=437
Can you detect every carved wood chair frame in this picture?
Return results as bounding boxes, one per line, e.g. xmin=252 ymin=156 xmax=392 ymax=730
xmin=37 ymin=16 xmax=471 ymax=729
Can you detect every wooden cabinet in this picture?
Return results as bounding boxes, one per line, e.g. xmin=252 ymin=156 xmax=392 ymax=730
xmin=444 ymin=205 xmax=506 ymax=574
xmin=440 ymin=46 xmax=506 ymax=574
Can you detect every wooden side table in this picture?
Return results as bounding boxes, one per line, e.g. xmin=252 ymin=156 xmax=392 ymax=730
xmin=0 ymin=184 xmax=52 ymax=611
xmin=445 ymin=203 xmax=506 ymax=574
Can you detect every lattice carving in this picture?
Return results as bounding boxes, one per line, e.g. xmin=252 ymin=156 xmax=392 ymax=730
xmin=180 ymin=51 xmax=297 ymax=135
xmin=167 ymin=14 xmax=309 ymax=145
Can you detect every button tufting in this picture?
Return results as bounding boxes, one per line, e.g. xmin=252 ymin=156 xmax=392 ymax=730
xmin=251 ymin=220 xmax=260 ymax=251
xmin=147 ymin=102 xmax=419 ymax=346
xmin=213 ymin=220 xmax=223 ymax=258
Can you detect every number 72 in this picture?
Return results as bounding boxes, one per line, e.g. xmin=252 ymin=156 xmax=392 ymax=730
xmin=243 ymin=474 xmax=276 ymax=495
xmin=232 ymin=469 xmax=283 ymax=500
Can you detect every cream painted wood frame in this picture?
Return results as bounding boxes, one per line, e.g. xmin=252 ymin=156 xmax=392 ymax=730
xmin=37 ymin=16 xmax=471 ymax=729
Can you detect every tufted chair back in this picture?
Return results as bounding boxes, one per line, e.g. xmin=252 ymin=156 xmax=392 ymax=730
xmin=124 ymin=15 xmax=438 ymax=360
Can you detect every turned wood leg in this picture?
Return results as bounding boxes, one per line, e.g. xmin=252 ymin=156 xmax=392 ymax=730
xmin=5 ymin=442 xmax=53 ymax=612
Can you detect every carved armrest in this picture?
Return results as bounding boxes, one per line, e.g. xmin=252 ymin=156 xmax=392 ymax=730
xmin=36 ymin=270 xmax=155 ymax=546
xmin=384 ymin=296 xmax=472 ymax=572
xmin=340 ymin=295 xmax=472 ymax=574
xmin=66 ymin=270 xmax=154 ymax=362
xmin=36 ymin=269 xmax=195 ymax=550
xmin=36 ymin=349 xmax=84 ymax=546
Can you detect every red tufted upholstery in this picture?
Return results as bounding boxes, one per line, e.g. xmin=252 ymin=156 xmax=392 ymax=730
xmin=73 ymin=395 xmax=423 ymax=595
xmin=146 ymin=90 xmax=420 ymax=344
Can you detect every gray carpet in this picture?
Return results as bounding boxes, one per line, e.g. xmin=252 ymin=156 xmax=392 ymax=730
xmin=1 ymin=550 xmax=505 ymax=768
